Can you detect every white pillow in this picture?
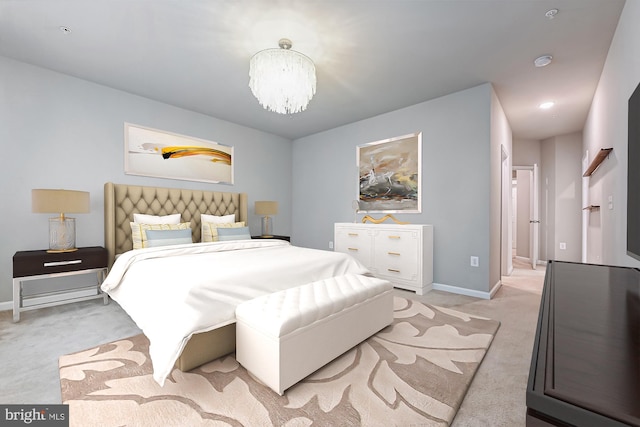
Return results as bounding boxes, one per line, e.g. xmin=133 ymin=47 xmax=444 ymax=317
xmin=133 ymin=213 xmax=181 ymax=224
xmin=200 ymin=213 xmax=235 ymax=224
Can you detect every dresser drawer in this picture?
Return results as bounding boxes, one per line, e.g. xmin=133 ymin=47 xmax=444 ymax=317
xmin=334 ymin=227 xmax=373 ymax=267
xmin=375 ymin=246 xmax=419 ymax=282
xmin=373 ymin=229 xmax=419 ymax=282
xmin=375 ymin=229 xmax=418 ymax=250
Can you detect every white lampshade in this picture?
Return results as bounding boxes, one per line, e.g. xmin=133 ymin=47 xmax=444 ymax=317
xmin=249 ymin=38 xmax=316 ymax=115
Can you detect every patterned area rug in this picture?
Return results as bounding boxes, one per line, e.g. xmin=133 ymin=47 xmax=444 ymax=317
xmin=59 ymin=297 xmax=499 ymax=426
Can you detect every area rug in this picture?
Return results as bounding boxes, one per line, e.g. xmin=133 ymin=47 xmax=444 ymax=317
xmin=59 ymin=297 xmax=500 ymax=427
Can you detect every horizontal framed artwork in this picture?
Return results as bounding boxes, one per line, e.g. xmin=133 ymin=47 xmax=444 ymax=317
xmin=124 ymin=123 xmax=234 ymax=184
xmin=357 ymin=132 xmax=421 ymax=213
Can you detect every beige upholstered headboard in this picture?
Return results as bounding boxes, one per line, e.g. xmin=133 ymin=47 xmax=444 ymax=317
xmin=104 ymin=182 xmax=248 ymax=267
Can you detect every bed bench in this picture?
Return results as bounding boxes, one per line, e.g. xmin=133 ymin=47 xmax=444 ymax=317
xmin=235 ymin=273 xmax=394 ymax=395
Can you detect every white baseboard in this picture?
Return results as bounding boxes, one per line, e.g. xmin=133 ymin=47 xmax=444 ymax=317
xmin=0 ymin=300 xmax=12 ymax=312
xmin=432 ymin=279 xmax=502 ymax=300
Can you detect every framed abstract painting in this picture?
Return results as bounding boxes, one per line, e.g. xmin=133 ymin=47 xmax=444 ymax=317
xmin=357 ymin=132 xmax=421 ymax=213
xmin=124 ymin=123 xmax=234 ymax=184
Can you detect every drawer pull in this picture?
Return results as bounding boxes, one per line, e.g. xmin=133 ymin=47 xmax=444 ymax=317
xmin=388 ymin=252 xmax=401 ymax=256
xmin=44 ymin=260 xmax=82 ymax=267
xmin=348 ymin=233 xmax=359 ymax=237
xmin=388 ymin=235 xmax=401 ymax=239
xmin=387 ymin=268 xmax=401 ymax=273
xmin=348 ymin=247 xmax=359 ymax=251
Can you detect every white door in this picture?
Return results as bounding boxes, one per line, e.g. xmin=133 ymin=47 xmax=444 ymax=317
xmin=529 ymin=164 xmax=539 ymax=269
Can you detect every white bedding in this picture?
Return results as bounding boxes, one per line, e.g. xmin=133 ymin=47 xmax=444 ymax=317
xmin=101 ymin=239 xmax=370 ymax=385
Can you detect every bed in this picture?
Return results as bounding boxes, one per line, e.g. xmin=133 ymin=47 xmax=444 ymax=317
xmin=104 ymin=182 xmax=249 ymax=376
xmin=102 ymin=182 xmax=370 ymax=386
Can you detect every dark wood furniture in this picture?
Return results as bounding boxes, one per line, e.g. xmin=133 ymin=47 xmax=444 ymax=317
xmin=251 ymin=235 xmax=290 ymax=242
xmin=12 ymin=246 xmax=109 ymax=322
xmin=527 ymin=261 xmax=640 ymax=426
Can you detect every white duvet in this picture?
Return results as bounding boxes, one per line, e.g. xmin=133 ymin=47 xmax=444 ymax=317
xmin=101 ymin=239 xmax=369 ymax=385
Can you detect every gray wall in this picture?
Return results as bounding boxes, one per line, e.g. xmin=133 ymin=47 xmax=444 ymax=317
xmin=0 ymin=56 xmax=293 ymax=304
xmin=513 ymin=139 xmax=541 ymax=167
xmin=291 ymin=83 xmax=503 ymax=295
xmin=541 ymin=136 xmax=556 ymax=262
xmin=540 ymin=133 xmax=583 ymax=263
xmin=583 ymin=0 xmax=640 ymax=268
xmin=489 ymin=89 xmax=510 ymax=291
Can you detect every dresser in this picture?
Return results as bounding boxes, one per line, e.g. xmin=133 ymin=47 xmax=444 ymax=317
xmin=527 ymin=261 xmax=640 ymax=426
xmin=334 ymin=223 xmax=433 ymax=295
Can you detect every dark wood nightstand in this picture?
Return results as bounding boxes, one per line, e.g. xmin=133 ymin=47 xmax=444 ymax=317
xmin=251 ymin=235 xmax=290 ymax=242
xmin=12 ymin=246 xmax=109 ymax=322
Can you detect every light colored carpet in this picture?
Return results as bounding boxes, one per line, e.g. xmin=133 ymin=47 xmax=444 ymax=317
xmin=0 ymin=259 xmax=543 ymax=425
xmin=59 ymin=297 xmax=500 ymax=427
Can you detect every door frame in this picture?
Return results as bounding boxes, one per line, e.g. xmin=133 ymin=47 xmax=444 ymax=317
xmin=501 ymin=145 xmax=513 ymax=276
xmin=513 ymin=164 xmax=540 ymax=268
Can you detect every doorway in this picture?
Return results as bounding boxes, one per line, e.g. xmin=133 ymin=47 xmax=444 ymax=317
xmin=513 ymin=165 xmax=540 ymax=269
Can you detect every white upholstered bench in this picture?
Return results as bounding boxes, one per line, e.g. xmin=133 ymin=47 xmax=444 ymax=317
xmin=235 ymin=274 xmax=394 ymax=395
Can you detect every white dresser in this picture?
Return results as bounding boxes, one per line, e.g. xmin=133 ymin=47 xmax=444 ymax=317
xmin=334 ymin=223 xmax=433 ymax=295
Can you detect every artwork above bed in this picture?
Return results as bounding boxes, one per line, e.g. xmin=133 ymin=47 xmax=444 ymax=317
xmin=124 ymin=123 xmax=234 ymax=184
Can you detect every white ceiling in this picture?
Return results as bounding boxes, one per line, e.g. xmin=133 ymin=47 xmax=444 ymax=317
xmin=0 ymin=0 xmax=626 ymax=140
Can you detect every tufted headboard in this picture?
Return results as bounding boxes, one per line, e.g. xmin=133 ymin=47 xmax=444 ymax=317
xmin=104 ymin=182 xmax=248 ymax=267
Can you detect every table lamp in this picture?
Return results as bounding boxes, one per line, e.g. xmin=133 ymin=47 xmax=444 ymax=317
xmin=32 ymin=189 xmax=90 ymax=253
xmin=255 ymin=201 xmax=278 ymax=238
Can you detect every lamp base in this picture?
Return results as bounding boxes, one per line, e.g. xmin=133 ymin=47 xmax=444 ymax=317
xmin=261 ymin=215 xmax=273 ymax=238
xmin=49 ymin=216 xmax=77 ymax=252
xmin=46 ymin=248 xmax=79 ymax=253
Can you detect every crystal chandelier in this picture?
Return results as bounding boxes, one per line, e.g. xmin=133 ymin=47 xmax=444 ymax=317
xmin=249 ymin=38 xmax=316 ymax=115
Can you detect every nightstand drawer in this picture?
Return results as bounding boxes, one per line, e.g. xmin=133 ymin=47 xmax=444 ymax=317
xmin=13 ymin=246 xmax=107 ymax=277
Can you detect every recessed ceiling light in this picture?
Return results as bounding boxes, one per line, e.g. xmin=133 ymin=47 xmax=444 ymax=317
xmin=545 ymin=9 xmax=559 ymax=19
xmin=534 ymin=55 xmax=553 ymax=67
xmin=59 ymin=26 xmax=72 ymax=34
xmin=539 ymin=101 xmax=555 ymax=109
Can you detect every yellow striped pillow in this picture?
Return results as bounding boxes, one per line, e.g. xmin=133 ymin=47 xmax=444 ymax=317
xmin=130 ymin=222 xmax=192 ymax=249
xmin=201 ymin=221 xmax=246 ymax=243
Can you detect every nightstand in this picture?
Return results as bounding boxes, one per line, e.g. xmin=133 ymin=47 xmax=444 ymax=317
xmin=251 ymin=235 xmax=290 ymax=242
xmin=12 ymin=246 xmax=109 ymax=322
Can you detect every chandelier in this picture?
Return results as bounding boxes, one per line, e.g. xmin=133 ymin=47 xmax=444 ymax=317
xmin=249 ymin=38 xmax=316 ymax=115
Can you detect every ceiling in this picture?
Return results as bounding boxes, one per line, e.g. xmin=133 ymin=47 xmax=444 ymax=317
xmin=0 ymin=0 xmax=626 ymax=141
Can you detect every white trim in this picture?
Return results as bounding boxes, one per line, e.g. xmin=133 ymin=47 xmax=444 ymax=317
xmin=432 ymin=280 xmax=502 ymax=300
xmin=0 ymin=300 xmax=12 ymax=312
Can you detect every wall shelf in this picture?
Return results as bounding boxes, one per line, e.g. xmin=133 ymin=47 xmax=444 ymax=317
xmin=583 ymin=148 xmax=613 ymax=177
